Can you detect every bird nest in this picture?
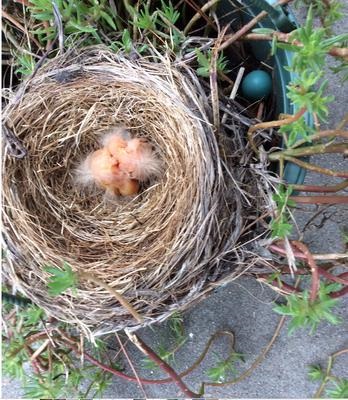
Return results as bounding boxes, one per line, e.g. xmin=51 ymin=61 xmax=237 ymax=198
xmin=2 ymin=46 xmax=271 ymax=337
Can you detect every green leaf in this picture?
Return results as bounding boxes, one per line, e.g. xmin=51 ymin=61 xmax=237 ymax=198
xmin=160 ymin=0 xmax=180 ymax=24
xmin=322 ymin=33 xmax=348 ymax=48
xmin=45 ymin=262 xmax=77 ymax=296
xmin=326 ymin=379 xmax=348 ymax=398
xmin=271 ymin=35 xmax=277 ymax=56
xmin=308 ymin=365 xmax=325 ymax=381
xmin=195 ymin=49 xmax=230 ymax=77
xmin=273 ymin=283 xmax=342 ymax=335
xmin=66 ymin=21 xmax=97 ymax=33
xmin=252 ymin=28 xmax=275 ymax=34
xmin=121 ymin=29 xmax=132 ymax=53
xmin=276 ymin=42 xmax=301 ymax=52
xmin=169 ymin=311 xmax=185 ymax=344
xmin=15 ymin=53 xmax=35 ymax=76
xmin=206 ymin=352 xmax=244 ymax=383
xmin=100 ymin=11 xmax=117 ymax=30
xmin=31 ymin=12 xmax=54 ymax=21
xmin=19 ymin=305 xmax=44 ymax=325
xmin=270 ymin=219 xmax=293 ymax=238
xmin=195 ymin=48 xmax=209 ymax=68
xmin=135 ymin=4 xmax=157 ymax=30
xmin=279 ymin=116 xmax=315 ymax=147
xmin=196 ymin=66 xmax=210 ymax=77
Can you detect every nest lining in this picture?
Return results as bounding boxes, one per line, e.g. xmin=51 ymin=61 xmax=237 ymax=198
xmin=2 ymin=47 xmax=268 ymax=337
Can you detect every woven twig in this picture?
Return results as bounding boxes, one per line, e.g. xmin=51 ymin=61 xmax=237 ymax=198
xmin=2 ymin=46 xmax=271 ymax=337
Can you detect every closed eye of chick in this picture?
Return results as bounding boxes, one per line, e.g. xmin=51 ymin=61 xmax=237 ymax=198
xmin=76 ymin=128 xmax=162 ymax=197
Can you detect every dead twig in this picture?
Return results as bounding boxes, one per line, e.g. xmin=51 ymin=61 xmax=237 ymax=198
xmin=247 ymin=108 xmax=306 ymax=154
xmin=115 ymin=333 xmax=147 ymax=397
xmin=219 ymin=11 xmax=268 ymax=51
xmin=78 ymin=272 xmax=143 ymax=323
xmin=2 ymin=9 xmax=43 ymax=49
xmin=210 ymin=25 xmax=229 ymax=132
xmin=183 ymin=0 xmax=219 ymax=35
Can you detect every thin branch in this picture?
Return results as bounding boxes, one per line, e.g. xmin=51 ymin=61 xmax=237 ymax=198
xmin=290 ymin=179 xmax=348 ymax=193
xmin=61 ymin=338 xmax=173 ymax=385
xmin=219 ymin=11 xmax=268 ymax=51
xmin=210 ymin=25 xmax=229 ymax=132
xmin=115 ymin=333 xmax=147 ymax=397
xmin=125 ymin=331 xmax=200 ymax=398
xmin=243 ymin=32 xmax=348 ymax=60
xmin=291 ymin=241 xmax=319 ymax=302
xmin=330 ymin=286 xmax=348 ymax=298
xmin=29 ymin=339 xmax=50 ymax=362
xmin=182 ymin=0 xmax=216 ymax=30
xmin=290 ymin=195 xmax=348 ymax=204
xmin=314 ymin=348 xmax=348 ymax=398
xmin=183 ymin=0 xmax=219 ymax=35
xmin=283 ymin=156 xmax=348 ymax=178
xmin=257 ymin=276 xmax=302 ymax=295
xmin=269 ymin=243 xmax=348 ymax=261
xmin=202 ymin=316 xmax=286 ymax=388
xmin=78 ymin=271 xmax=143 ymax=323
xmin=291 ymin=130 xmax=348 ymax=149
xmin=247 ymin=108 xmax=306 ymax=154
xmin=269 ymin=143 xmax=348 ymax=159
xmin=2 ymin=9 xmax=43 ymax=49
xmin=318 ymin=270 xmax=348 ymax=286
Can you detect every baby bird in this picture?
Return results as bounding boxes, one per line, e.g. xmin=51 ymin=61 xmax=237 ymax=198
xmin=77 ymin=128 xmax=161 ymax=197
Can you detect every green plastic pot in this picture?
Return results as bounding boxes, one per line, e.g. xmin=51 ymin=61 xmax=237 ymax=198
xmin=217 ymin=0 xmax=310 ymax=185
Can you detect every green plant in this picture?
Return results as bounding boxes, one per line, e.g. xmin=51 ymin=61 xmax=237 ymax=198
xmin=266 ymin=5 xmax=347 ymax=156
xmin=206 ymin=352 xmax=244 ymax=383
xmin=294 ymin=0 xmax=343 ymax=29
xmin=270 ymin=185 xmax=295 ymax=239
xmin=28 ymin=0 xmax=119 ymax=44
xmin=142 ymin=311 xmax=186 ymax=370
xmin=142 ymin=343 xmax=176 ymax=370
xmin=273 ymin=282 xmax=342 ymax=334
xmin=195 ymin=49 xmax=230 ymax=77
xmin=308 ymin=348 xmax=348 ymax=398
xmin=326 ymin=379 xmax=348 ymax=398
xmin=45 ymin=262 xmax=77 ymax=296
xmin=110 ymin=29 xmax=133 ymax=54
xmin=245 ymin=5 xmax=348 ymax=263
xmin=44 ymin=262 xmax=142 ymax=322
xmin=14 ymin=53 xmax=35 ymax=76
xmin=2 ymin=297 xmax=114 ymax=399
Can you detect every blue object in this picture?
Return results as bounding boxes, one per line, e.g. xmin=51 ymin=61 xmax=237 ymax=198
xmin=216 ymin=0 xmax=311 ymax=185
xmin=241 ymin=70 xmax=272 ymax=101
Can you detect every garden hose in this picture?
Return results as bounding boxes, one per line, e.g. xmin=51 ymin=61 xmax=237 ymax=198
xmin=2 ymin=292 xmax=33 ymax=307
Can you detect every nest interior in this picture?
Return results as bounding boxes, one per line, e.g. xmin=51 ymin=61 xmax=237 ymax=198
xmin=2 ymin=47 xmax=269 ymax=337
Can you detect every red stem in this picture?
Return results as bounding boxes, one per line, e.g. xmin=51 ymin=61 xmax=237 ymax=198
xmin=290 ymin=180 xmax=348 ymax=193
xmin=318 ymin=270 xmax=348 ymax=285
xmin=290 ymin=196 xmax=348 ymax=204
xmin=130 ymin=334 xmax=200 ymax=398
xmin=330 ymin=286 xmax=348 ymax=298
xmin=65 ymin=340 xmax=173 ymax=385
xmin=291 ymin=241 xmax=320 ymax=302
xmin=258 ymin=275 xmax=301 ymax=294
xmin=269 ymin=243 xmax=348 ymax=299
